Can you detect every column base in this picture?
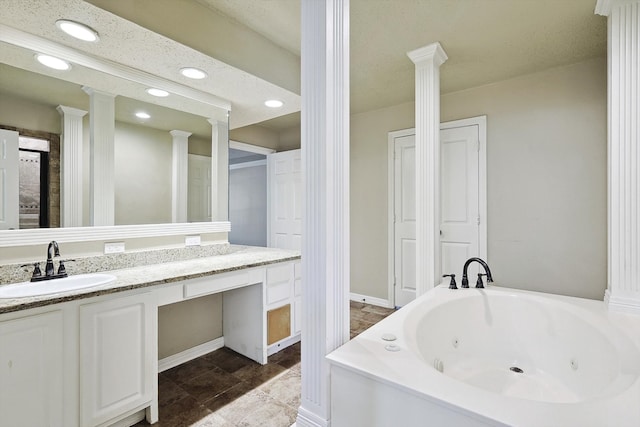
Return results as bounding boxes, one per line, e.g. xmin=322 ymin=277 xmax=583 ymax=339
xmin=605 ymin=289 xmax=640 ymax=314
xmin=296 ymin=405 xmax=330 ymax=427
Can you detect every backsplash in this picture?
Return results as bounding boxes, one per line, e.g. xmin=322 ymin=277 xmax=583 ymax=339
xmin=0 ymin=242 xmax=231 ymax=285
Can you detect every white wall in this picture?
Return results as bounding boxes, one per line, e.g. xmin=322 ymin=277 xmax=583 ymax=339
xmin=351 ymin=57 xmax=607 ymax=301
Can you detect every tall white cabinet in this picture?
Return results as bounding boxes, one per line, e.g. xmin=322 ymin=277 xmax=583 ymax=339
xmin=0 ymin=310 xmax=64 ymax=427
xmin=267 ymin=149 xmax=303 ymax=353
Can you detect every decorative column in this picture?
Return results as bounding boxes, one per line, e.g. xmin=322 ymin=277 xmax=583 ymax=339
xmin=82 ymin=87 xmax=115 ymax=226
xmin=56 ymin=105 xmax=87 ymax=227
xmin=297 ymin=0 xmax=350 ymax=426
xmin=596 ymin=0 xmax=640 ymax=312
xmin=208 ymin=119 xmax=229 ymax=221
xmin=170 ymin=130 xmax=191 ymax=223
xmin=407 ymin=43 xmax=448 ymax=296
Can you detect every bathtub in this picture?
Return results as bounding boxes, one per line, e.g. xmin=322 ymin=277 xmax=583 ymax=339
xmin=327 ymin=285 xmax=640 ymax=427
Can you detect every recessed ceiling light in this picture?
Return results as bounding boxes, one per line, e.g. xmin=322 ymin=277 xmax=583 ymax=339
xmin=146 ymin=88 xmax=169 ymax=97
xmin=35 ymin=54 xmax=71 ymax=71
xmin=180 ymin=67 xmax=207 ymax=79
xmin=55 ymin=19 xmax=99 ymax=42
xmin=135 ymin=112 xmax=151 ymax=119
xmin=265 ymin=99 xmax=284 ymax=108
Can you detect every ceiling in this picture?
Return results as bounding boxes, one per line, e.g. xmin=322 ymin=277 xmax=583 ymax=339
xmin=201 ymin=0 xmax=607 ymax=115
xmin=1 ymin=0 xmax=607 ymax=134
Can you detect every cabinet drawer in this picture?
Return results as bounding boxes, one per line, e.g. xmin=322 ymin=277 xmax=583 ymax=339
xmin=267 ymin=264 xmax=291 ymax=285
xmin=267 ymin=281 xmax=291 ymax=305
xmin=184 ymin=271 xmax=250 ymax=298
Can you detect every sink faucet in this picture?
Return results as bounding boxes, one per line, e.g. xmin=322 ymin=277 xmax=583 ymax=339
xmin=45 ymin=240 xmax=61 ymax=277
xmin=461 ymin=257 xmax=493 ymax=288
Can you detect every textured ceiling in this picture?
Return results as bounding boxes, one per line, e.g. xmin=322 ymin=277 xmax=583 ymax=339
xmin=199 ymin=0 xmax=607 ymax=115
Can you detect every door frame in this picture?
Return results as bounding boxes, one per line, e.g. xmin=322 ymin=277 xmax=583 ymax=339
xmin=387 ymin=115 xmax=487 ymax=306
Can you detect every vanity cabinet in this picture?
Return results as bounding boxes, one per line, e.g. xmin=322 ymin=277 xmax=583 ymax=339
xmin=265 ymin=260 xmax=302 ymax=355
xmin=79 ymin=292 xmax=157 ymax=427
xmin=0 ymin=310 xmax=64 ymax=427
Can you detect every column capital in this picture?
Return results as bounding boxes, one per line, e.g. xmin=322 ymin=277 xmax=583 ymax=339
xmin=596 ymin=0 xmax=640 ymax=16
xmin=207 ymin=118 xmax=226 ymax=127
xmin=81 ymin=86 xmax=116 ymax=98
xmin=407 ymin=42 xmax=448 ymax=67
xmin=169 ymin=130 xmax=192 ymax=139
xmin=56 ymin=105 xmax=87 ymax=118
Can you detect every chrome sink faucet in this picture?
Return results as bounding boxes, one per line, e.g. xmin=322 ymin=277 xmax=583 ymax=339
xmin=461 ymin=257 xmax=493 ymax=288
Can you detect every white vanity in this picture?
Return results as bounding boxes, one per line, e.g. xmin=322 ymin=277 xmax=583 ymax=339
xmin=0 ymin=246 xmax=300 ymax=427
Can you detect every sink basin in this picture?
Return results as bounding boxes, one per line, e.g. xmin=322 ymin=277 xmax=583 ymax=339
xmin=0 ymin=273 xmax=116 ymax=299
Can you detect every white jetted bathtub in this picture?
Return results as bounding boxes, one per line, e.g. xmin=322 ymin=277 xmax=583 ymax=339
xmin=327 ymin=285 xmax=640 ymax=427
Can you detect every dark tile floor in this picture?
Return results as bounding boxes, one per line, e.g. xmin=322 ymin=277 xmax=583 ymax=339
xmin=136 ymin=301 xmax=395 ymax=427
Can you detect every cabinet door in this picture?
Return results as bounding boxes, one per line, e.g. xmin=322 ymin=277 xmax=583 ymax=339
xmin=0 ymin=310 xmax=63 ymax=427
xmin=80 ymin=293 xmax=156 ymax=427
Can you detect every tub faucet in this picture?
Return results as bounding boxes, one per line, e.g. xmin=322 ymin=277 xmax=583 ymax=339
xmin=461 ymin=257 xmax=493 ymax=288
xmin=45 ymin=240 xmax=61 ymax=277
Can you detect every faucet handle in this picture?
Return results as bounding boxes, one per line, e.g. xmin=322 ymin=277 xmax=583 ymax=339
xmin=443 ymin=274 xmax=457 ymax=289
xmin=476 ymin=273 xmax=487 ymax=288
xmin=21 ymin=263 xmax=42 ymax=281
xmin=57 ymin=259 xmax=76 ymax=277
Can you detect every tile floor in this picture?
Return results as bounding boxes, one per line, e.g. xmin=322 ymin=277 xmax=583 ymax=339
xmin=135 ymin=301 xmax=395 ymax=427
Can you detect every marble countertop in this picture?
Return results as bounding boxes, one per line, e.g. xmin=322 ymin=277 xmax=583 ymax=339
xmin=0 ymin=245 xmax=300 ymax=315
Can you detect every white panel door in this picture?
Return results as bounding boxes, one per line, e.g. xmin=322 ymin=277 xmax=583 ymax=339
xmin=391 ymin=121 xmax=483 ymax=306
xmin=0 ymin=129 xmax=19 ymax=230
xmin=440 ymin=125 xmax=480 ymax=280
xmin=188 ymin=154 xmax=212 ymax=222
xmin=268 ymin=149 xmax=302 ymax=250
xmin=394 ymin=135 xmax=417 ymax=307
xmin=80 ymin=293 xmax=156 ymax=427
xmin=0 ymin=310 xmax=63 ymax=427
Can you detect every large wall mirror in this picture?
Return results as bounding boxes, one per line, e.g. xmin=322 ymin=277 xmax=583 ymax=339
xmin=0 ymin=30 xmax=230 ymax=239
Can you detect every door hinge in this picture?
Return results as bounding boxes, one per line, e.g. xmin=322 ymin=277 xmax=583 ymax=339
xmin=476 ymin=215 xmax=481 ymax=225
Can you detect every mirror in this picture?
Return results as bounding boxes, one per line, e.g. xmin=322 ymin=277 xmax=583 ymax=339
xmin=0 ymin=39 xmax=229 ymax=228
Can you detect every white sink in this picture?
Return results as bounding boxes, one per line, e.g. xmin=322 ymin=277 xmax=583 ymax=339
xmin=0 ymin=273 xmax=116 ymax=299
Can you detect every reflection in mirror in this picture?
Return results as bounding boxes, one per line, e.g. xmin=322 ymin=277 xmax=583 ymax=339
xmin=0 ymin=57 xmax=228 ymax=229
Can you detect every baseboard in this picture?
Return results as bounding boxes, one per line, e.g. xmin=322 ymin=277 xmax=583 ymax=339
xmin=350 ymin=292 xmax=392 ymax=308
xmin=158 ymin=337 xmax=225 ymax=373
xmin=268 ymin=333 xmax=301 ymax=356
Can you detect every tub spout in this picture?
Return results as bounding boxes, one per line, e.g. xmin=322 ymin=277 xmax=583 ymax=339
xmin=461 ymin=257 xmax=493 ymax=288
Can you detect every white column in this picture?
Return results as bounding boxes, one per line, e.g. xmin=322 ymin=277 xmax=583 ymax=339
xmin=170 ymin=130 xmax=191 ymax=223
xmin=407 ymin=43 xmax=448 ymax=296
xmin=208 ymin=119 xmax=229 ymax=221
xmin=82 ymin=87 xmax=115 ymax=226
xmin=297 ymin=0 xmax=350 ymax=426
xmin=56 ymin=105 xmax=87 ymax=227
xmin=596 ymin=0 xmax=640 ymax=312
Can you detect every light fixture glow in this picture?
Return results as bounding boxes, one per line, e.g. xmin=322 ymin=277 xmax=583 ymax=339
xmin=135 ymin=112 xmax=151 ymax=119
xmin=56 ymin=19 xmax=99 ymax=42
xmin=180 ymin=67 xmax=207 ymax=79
xmin=35 ymin=54 xmax=71 ymax=71
xmin=264 ymin=99 xmax=284 ymax=108
xmin=146 ymin=88 xmax=169 ymax=97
